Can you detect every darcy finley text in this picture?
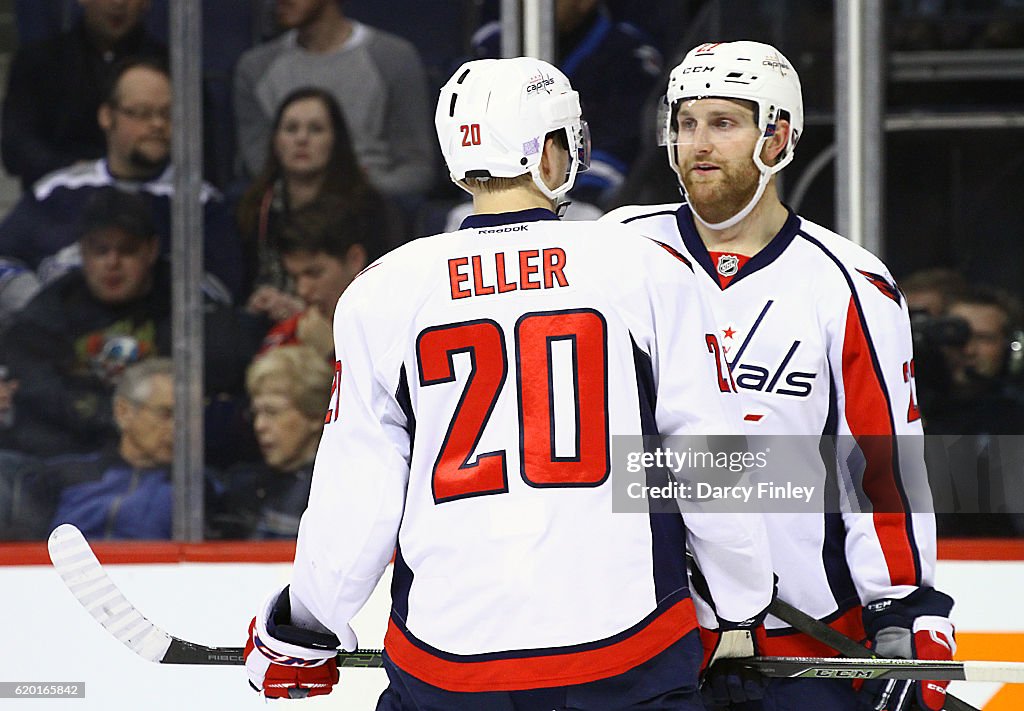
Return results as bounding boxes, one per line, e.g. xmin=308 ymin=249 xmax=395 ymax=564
xmin=626 ymin=481 xmax=816 ymax=504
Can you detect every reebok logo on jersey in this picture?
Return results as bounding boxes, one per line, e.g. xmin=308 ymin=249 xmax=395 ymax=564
xmin=478 ymin=225 xmax=528 ymax=234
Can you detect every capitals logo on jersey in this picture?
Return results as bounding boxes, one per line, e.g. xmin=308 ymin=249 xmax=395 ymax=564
xmin=723 ymin=301 xmax=818 ymax=399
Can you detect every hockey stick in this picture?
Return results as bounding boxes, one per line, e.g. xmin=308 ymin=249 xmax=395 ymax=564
xmin=47 ymin=523 xmax=385 ymax=667
xmin=47 ymin=523 xmax=1020 ymax=691
xmin=743 ymin=656 xmax=1024 ymax=683
xmin=768 ymin=598 xmax=981 ymax=711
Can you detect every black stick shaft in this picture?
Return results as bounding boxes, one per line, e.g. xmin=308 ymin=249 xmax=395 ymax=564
xmin=160 ymin=638 xmax=384 ymax=667
xmin=768 ymin=599 xmax=979 ymax=711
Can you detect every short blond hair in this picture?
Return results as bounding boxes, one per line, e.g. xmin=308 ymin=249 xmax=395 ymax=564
xmin=461 ymin=173 xmax=534 ymax=193
xmin=246 ymin=346 xmax=333 ymax=420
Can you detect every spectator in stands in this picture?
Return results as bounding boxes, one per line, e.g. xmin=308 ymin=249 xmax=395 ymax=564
xmin=900 ymin=267 xmax=969 ymax=317
xmin=2 ymin=0 xmax=166 ymax=191
xmin=0 ymin=57 xmax=244 ymax=300
xmin=945 ymin=288 xmax=1024 ymax=409
xmin=213 ymin=345 xmax=331 ymax=539
xmin=238 ymin=86 xmax=392 ymax=321
xmin=0 ymin=187 xmax=259 ymax=458
xmin=471 ymin=0 xmax=663 ymax=209
xmin=0 ymin=367 xmax=16 ymax=445
xmin=923 ymin=286 xmax=1024 ymax=536
xmin=233 ymin=0 xmax=435 ymax=205
xmin=12 ymin=358 xmax=224 ymax=540
xmin=259 ymin=196 xmax=384 ymax=360
xmin=0 ymin=261 xmax=24 ymax=446
xmin=0 ymin=258 xmax=40 ymax=330
xmin=899 ymin=267 xmax=971 ymax=411
xmin=0 ymin=450 xmax=39 ymax=540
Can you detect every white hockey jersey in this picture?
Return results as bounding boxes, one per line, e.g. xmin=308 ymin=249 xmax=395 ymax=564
xmin=603 ymin=203 xmax=937 ymax=656
xmin=289 ymin=208 xmax=773 ymax=691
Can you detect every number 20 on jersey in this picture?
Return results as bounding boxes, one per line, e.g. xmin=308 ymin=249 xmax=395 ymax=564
xmin=417 ymin=309 xmax=609 ymax=504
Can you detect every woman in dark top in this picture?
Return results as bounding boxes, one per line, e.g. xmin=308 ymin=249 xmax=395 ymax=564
xmin=237 ymin=87 xmax=392 ymax=321
xmin=214 ymin=345 xmax=333 ymax=539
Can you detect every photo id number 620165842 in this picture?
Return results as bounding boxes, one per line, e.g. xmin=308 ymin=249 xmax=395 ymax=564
xmin=0 ymin=683 xmax=85 ymax=698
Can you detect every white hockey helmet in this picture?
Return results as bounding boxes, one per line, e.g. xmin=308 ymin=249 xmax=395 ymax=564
xmin=662 ymin=41 xmax=804 ymax=230
xmin=436 ymin=57 xmax=590 ymax=203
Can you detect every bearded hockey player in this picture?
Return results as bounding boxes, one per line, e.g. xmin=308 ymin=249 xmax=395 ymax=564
xmin=605 ymin=41 xmax=955 ymax=711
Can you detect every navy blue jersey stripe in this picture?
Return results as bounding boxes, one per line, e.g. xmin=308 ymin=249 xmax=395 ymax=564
xmin=390 ymin=544 xmax=413 ymax=625
xmin=821 ymin=512 xmax=860 ymax=612
xmin=632 ymin=337 xmax=690 ymax=604
xmin=460 ymin=208 xmax=558 ymax=230
xmin=674 ymin=205 xmax=800 ymax=289
xmin=621 ymin=209 xmax=677 ymax=224
xmin=396 ymin=365 xmax=415 ymax=448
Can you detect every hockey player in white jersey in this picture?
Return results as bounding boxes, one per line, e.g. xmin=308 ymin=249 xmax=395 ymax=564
xmin=605 ymin=41 xmax=955 ymax=711
xmin=242 ymin=56 xmax=775 ymax=709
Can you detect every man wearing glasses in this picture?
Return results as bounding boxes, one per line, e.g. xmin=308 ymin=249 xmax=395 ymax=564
xmin=0 ymin=57 xmax=244 ymax=300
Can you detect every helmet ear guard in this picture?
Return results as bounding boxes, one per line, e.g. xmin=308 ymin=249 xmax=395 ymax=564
xmin=436 ymin=58 xmax=590 ymax=204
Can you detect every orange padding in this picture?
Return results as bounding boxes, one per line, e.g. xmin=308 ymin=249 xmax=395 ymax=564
xmin=936 ymin=538 xmax=1024 ymax=561
xmin=954 ymin=633 xmax=1024 ymax=711
xmin=0 ymin=540 xmax=297 ymax=566
xmin=1 ymin=537 xmax=1023 ymax=567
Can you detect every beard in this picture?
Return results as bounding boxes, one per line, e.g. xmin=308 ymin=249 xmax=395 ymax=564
xmin=129 ymin=147 xmax=170 ymax=178
xmin=681 ymin=154 xmax=762 ymax=226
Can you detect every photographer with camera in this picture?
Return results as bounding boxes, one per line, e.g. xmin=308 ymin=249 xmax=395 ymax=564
xmin=926 ymin=286 xmax=1024 ymax=433
xmin=916 ymin=285 xmax=1024 ymax=536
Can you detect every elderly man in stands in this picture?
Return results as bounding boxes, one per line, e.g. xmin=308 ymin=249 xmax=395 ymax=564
xmin=12 ymin=358 xmax=223 ymax=540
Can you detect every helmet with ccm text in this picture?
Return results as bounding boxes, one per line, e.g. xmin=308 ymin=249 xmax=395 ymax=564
xmin=662 ymin=41 xmax=804 ymax=230
xmin=435 ymin=57 xmax=590 ymax=202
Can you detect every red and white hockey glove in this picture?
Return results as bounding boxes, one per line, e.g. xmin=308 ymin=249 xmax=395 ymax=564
xmin=862 ymin=588 xmax=956 ymax=711
xmin=245 ymin=586 xmax=340 ymax=699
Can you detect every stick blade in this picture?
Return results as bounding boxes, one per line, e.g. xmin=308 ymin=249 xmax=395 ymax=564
xmin=48 ymin=523 xmax=172 ymax=663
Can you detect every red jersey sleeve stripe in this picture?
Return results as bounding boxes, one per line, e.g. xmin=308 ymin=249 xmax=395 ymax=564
xmin=841 ymin=297 xmax=918 ymax=586
xmin=383 ymin=597 xmax=698 ymax=692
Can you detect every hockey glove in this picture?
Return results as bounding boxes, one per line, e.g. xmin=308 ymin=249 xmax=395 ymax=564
xmin=861 ymin=588 xmax=956 ymax=711
xmin=700 ymin=619 xmax=770 ymax=708
xmin=245 ymin=585 xmax=340 ymax=699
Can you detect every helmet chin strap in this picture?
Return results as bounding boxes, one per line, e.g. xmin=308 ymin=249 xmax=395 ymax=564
xmin=531 ymin=154 xmax=579 ymax=212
